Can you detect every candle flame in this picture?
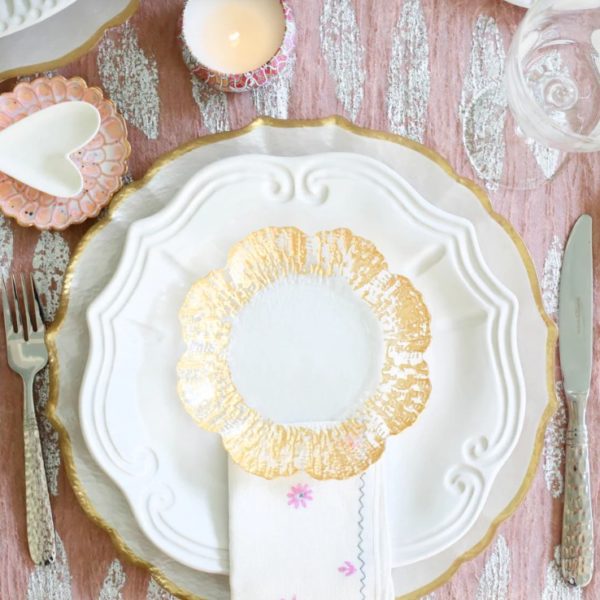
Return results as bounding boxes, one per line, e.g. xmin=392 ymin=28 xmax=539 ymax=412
xmin=228 ymin=30 xmax=241 ymax=47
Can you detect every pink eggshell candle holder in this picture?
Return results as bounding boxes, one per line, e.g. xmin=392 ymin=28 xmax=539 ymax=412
xmin=182 ymin=0 xmax=296 ymax=93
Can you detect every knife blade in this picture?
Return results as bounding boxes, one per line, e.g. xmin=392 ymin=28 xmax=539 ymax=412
xmin=558 ymin=214 xmax=594 ymax=587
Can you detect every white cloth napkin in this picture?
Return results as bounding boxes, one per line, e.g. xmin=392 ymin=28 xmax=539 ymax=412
xmin=228 ymin=458 xmax=394 ymax=600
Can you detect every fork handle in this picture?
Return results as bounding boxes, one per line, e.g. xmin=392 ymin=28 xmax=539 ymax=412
xmin=23 ymin=376 xmax=56 ymax=566
xmin=561 ymin=394 xmax=594 ymax=587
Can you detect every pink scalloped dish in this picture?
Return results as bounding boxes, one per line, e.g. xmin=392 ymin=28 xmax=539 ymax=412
xmin=0 ymin=76 xmax=130 ymax=230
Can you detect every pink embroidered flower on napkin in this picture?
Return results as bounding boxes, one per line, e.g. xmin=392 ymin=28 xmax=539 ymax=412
xmin=338 ymin=561 xmax=357 ymax=576
xmin=287 ymin=484 xmax=313 ymax=509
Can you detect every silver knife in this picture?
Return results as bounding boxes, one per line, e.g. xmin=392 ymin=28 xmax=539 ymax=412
xmin=559 ymin=214 xmax=594 ymax=587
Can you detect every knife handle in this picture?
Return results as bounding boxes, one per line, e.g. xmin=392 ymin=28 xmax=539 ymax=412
xmin=561 ymin=394 xmax=594 ymax=587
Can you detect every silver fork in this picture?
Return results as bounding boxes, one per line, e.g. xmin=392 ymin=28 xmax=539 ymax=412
xmin=2 ymin=275 xmax=56 ymax=565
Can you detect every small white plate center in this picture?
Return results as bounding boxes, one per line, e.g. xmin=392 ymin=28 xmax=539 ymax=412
xmin=228 ymin=275 xmax=384 ymax=424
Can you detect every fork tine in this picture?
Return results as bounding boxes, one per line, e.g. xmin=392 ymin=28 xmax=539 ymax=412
xmin=30 ymin=275 xmax=45 ymax=331
xmin=1 ymin=279 xmax=14 ymax=337
xmin=20 ymin=274 xmax=33 ymax=336
xmin=11 ymin=276 xmax=23 ymax=335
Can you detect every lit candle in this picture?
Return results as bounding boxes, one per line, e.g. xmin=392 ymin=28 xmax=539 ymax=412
xmin=182 ymin=0 xmax=296 ymax=93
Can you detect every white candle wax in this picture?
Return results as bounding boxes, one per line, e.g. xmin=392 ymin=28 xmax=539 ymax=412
xmin=183 ymin=0 xmax=286 ymax=75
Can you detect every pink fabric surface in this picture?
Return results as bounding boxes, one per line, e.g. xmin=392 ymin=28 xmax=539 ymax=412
xmin=0 ymin=0 xmax=599 ymax=598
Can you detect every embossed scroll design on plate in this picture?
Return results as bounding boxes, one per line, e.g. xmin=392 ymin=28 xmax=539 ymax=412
xmin=177 ymin=226 xmax=432 ymax=480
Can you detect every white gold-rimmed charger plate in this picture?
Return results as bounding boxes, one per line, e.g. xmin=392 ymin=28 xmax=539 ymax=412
xmin=48 ymin=119 xmax=555 ymax=600
xmin=81 ymin=151 xmax=524 ymax=577
xmin=0 ymin=0 xmax=138 ymax=81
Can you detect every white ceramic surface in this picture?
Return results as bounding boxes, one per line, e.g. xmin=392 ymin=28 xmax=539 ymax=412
xmin=226 ymin=271 xmax=386 ymax=424
xmin=81 ymin=152 xmax=523 ymax=573
xmin=505 ymin=0 xmax=531 ymax=7
xmin=0 ymin=102 xmax=100 ymax=197
xmin=51 ymin=121 xmax=552 ymax=599
xmin=0 ymin=0 xmax=77 ymax=38
xmin=0 ymin=0 xmax=137 ymax=80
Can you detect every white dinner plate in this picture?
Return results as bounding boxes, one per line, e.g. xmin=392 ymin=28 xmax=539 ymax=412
xmin=0 ymin=0 xmax=138 ymax=81
xmin=0 ymin=0 xmax=78 ymax=38
xmin=81 ymin=152 xmax=524 ymax=575
xmin=48 ymin=118 xmax=555 ymax=599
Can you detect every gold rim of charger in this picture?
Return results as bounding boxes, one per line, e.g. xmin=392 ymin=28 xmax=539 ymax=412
xmin=45 ymin=116 xmax=558 ymax=600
